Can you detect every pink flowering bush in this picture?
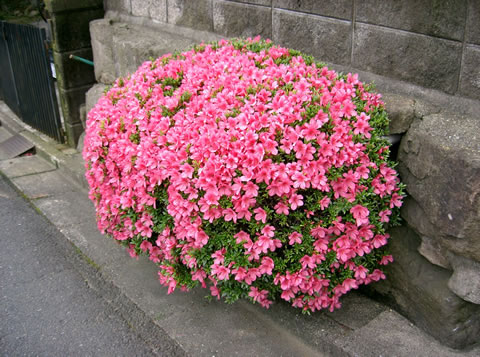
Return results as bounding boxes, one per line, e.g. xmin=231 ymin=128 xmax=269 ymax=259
xmin=83 ymin=37 xmax=404 ymax=312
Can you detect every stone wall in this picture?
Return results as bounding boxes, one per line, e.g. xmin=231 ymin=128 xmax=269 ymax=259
xmin=100 ymin=0 xmax=480 ymax=100
xmin=86 ymin=0 xmax=480 ymax=350
xmin=44 ymin=0 xmax=103 ymax=147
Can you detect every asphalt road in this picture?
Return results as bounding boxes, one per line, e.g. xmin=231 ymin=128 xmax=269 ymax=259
xmin=0 ymin=175 xmax=157 ymax=356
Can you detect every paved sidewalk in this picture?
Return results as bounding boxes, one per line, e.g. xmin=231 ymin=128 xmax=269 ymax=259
xmin=0 ymin=174 xmax=172 ymax=356
xmin=1 ymin=101 xmax=478 ymax=356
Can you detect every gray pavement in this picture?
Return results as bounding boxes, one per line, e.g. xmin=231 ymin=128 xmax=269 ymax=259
xmin=0 ymin=174 xmax=173 ymax=356
xmin=1 ymin=101 xmax=479 ymax=356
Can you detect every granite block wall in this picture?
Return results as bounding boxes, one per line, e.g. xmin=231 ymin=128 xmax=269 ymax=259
xmin=45 ymin=0 xmax=104 ymax=146
xmin=103 ymin=0 xmax=480 ymax=100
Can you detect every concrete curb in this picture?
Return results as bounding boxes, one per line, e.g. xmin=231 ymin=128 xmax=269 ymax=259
xmin=1 ymin=101 xmax=478 ymax=356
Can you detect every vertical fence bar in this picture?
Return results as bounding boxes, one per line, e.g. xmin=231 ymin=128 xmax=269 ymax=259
xmin=1 ymin=21 xmax=64 ymax=143
xmin=0 ymin=22 xmax=21 ymax=117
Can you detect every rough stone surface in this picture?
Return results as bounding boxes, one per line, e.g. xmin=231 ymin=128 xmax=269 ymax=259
xmin=466 ymin=0 xmax=480 ymax=45
xmin=273 ymin=0 xmax=353 ymax=20
xmin=49 ymin=9 xmax=104 ymax=52
xmin=356 ymin=0 xmax=467 ymax=41
xmin=371 ymin=225 xmax=480 ymax=349
xmin=52 ymin=49 xmax=95 ymax=90
xmin=341 ymin=310 xmax=477 ymax=357
xmin=131 ymin=0 xmax=149 ymax=17
xmin=448 ymin=253 xmax=480 ymax=305
xmin=111 ymin=23 xmax=197 ymax=78
xmin=353 ymin=23 xmax=462 ymax=94
xmin=104 ymin=0 xmax=131 ymax=13
xmin=150 ymin=0 xmax=168 ymax=22
xmin=398 ymin=113 xmax=480 ymax=262
xmin=459 ymin=45 xmax=480 ymax=101
xmin=417 ymin=232 xmax=451 ymax=270
xmin=76 ymin=132 xmax=86 ymax=153
xmin=59 ymin=85 xmax=91 ymax=125
xmin=44 ymin=0 xmax=103 ymax=14
xmin=64 ymin=122 xmax=84 ymax=148
xmin=131 ymin=0 xmax=167 ymax=22
xmin=86 ymin=83 xmax=107 ymax=114
xmin=273 ymin=9 xmax=351 ymax=66
xmin=90 ymin=19 xmax=116 ymax=84
xmin=168 ymin=0 xmax=213 ymax=32
xmin=382 ymin=93 xmax=416 ymax=134
xmin=213 ymin=1 xmax=272 ymax=38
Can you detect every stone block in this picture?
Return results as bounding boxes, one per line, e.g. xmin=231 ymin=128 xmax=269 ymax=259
xmin=59 ymin=85 xmax=91 ymax=125
xmin=356 ymin=0 xmax=466 ymax=41
xmin=466 ymin=0 xmax=480 ymax=45
xmin=273 ymin=0 xmax=352 ymax=20
xmin=459 ymin=45 xmax=480 ymax=100
xmin=150 ymin=0 xmax=168 ymax=22
xmin=79 ymin=104 xmax=86 ymax=128
xmin=131 ymin=0 xmax=167 ymax=22
xmin=273 ymin=9 xmax=351 ymax=65
xmin=64 ymin=122 xmax=84 ymax=148
xmin=131 ymin=0 xmax=149 ymax=17
xmin=90 ymin=19 xmax=116 ymax=84
xmin=53 ymin=49 xmax=95 ymax=90
xmin=111 ymin=23 xmax=197 ymax=78
xmin=76 ymin=131 xmax=86 ymax=153
xmin=371 ymin=225 xmax=480 ymax=349
xmin=12 ymin=170 xmax=77 ymax=198
xmin=417 ymin=233 xmax=451 ymax=270
xmin=104 ymin=0 xmax=131 ymax=13
xmin=168 ymin=0 xmax=213 ymax=32
xmin=382 ymin=93 xmax=415 ymax=134
xmin=213 ymin=1 xmax=272 ymax=38
xmin=50 ymin=8 xmax=104 ymax=52
xmin=398 ymin=113 xmax=480 ymax=262
xmin=448 ymin=253 xmax=480 ymax=305
xmin=86 ymin=83 xmax=107 ymax=114
xmin=353 ymin=24 xmax=462 ymax=94
xmin=0 ymin=156 xmax=56 ymax=178
xmin=45 ymin=0 xmax=103 ymax=13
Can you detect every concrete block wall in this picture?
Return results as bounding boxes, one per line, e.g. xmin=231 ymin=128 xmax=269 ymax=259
xmin=103 ymin=0 xmax=480 ymax=100
xmin=45 ymin=0 xmax=104 ymax=147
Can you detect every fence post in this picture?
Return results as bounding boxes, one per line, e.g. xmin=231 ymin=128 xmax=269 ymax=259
xmin=44 ymin=0 xmax=103 ymax=147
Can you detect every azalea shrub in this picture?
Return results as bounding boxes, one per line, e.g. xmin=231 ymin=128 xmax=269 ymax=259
xmin=83 ymin=37 xmax=405 ymax=312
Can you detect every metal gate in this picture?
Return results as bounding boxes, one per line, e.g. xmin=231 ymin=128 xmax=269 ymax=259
xmin=0 ymin=21 xmax=64 ymax=143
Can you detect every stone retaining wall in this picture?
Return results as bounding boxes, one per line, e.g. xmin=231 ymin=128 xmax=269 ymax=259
xmin=102 ymin=0 xmax=480 ymax=100
xmin=86 ymin=0 xmax=480 ymax=349
xmin=44 ymin=0 xmax=104 ymax=146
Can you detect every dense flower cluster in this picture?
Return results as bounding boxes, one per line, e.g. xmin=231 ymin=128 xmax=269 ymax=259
xmin=83 ymin=38 xmax=404 ymax=312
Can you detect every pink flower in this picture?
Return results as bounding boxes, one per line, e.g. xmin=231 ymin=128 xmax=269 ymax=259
xmin=210 ymin=286 xmax=221 ymax=300
xmin=319 ymin=196 xmax=330 ymax=210
xmin=289 ymin=193 xmax=304 ymax=210
xmin=350 ymin=204 xmax=369 ymax=226
xmin=379 ymin=209 xmax=391 ymax=223
xmin=253 ymin=207 xmax=267 ymax=223
xmin=274 ymin=202 xmax=289 ymax=215
xmin=261 ymin=225 xmax=275 ymax=237
xmin=288 ymin=232 xmax=302 ymax=245
xmin=211 ymin=264 xmax=230 ymax=281
xmin=140 ymin=240 xmax=153 ymax=253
